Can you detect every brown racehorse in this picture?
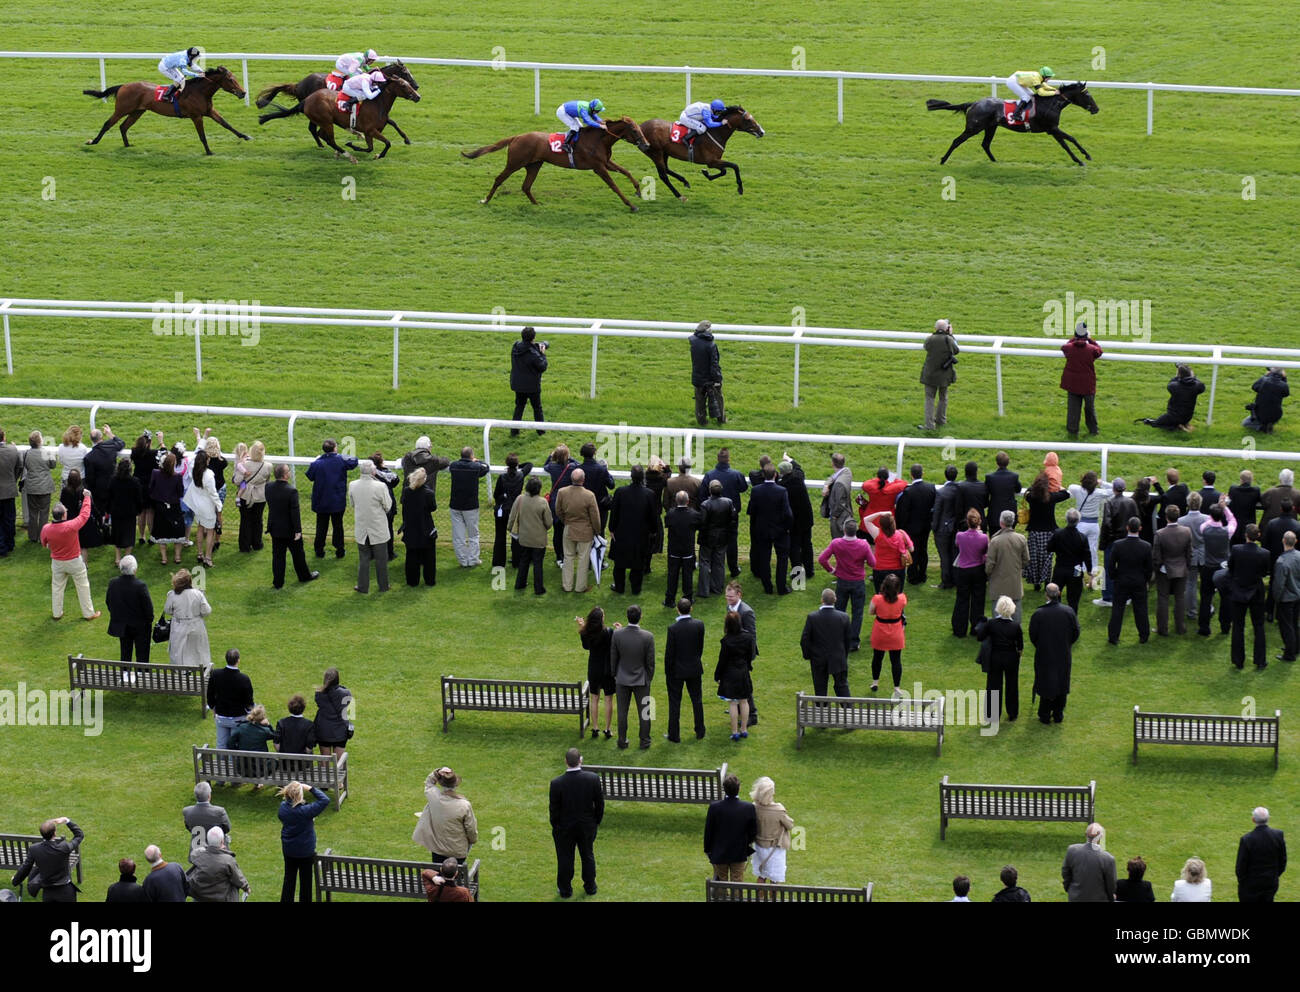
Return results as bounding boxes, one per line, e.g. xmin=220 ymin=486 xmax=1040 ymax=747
xmin=300 ymin=75 xmax=420 ymax=162
xmin=461 ymin=118 xmax=650 ymax=212
xmin=83 ymin=67 xmax=250 ymax=155
xmin=638 ymin=106 xmax=765 ymax=199
xmin=255 ymin=62 xmax=418 ymax=145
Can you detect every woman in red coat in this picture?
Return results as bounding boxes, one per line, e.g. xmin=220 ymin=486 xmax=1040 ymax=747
xmin=1060 ymin=322 xmax=1103 ymax=436
xmin=868 ymin=574 xmax=907 ymax=695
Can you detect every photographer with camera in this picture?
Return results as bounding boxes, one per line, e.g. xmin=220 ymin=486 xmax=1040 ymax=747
xmin=510 ymin=326 xmax=549 ymax=437
xmin=918 ymin=318 xmax=959 ymax=432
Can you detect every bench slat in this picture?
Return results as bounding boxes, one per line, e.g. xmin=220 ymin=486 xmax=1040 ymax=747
xmin=1133 ymin=707 xmax=1280 ymax=767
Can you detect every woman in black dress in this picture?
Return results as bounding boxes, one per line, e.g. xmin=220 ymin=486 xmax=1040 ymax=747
xmin=129 ymin=432 xmax=156 ymax=543
xmin=58 ymin=469 xmax=103 ymax=562
xmin=976 ymin=596 xmax=1023 ymax=723
xmin=714 ymin=611 xmax=756 ymax=741
xmin=108 ymin=458 xmax=144 ymax=565
xmin=577 ymin=606 xmax=616 ymax=739
xmin=149 ymin=453 xmax=186 ymax=565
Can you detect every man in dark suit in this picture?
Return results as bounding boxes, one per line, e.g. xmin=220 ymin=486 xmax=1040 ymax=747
xmin=696 ymin=480 xmax=735 ymax=599
xmin=105 ymin=554 xmax=155 ymax=664
xmin=984 ymin=452 xmax=1021 ymax=535
xmin=1061 ymin=823 xmax=1116 ymax=902
xmin=725 ymin=581 xmax=759 ymax=726
xmin=1236 ymin=806 xmax=1287 ymax=903
xmin=1227 ymin=524 xmax=1272 ymax=670
xmin=894 ymin=463 xmax=936 ymax=586
xmin=703 ymin=773 xmax=757 ymax=882
xmin=778 ymin=456 xmax=816 ymax=579
xmin=81 ymin=425 xmax=125 ymax=514
xmin=1029 ymin=584 xmax=1079 ymax=724
xmin=1107 ymin=518 xmax=1153 ymax=645
xmin=578 ymin=442 xmax=615 ymax=535
xmin=1097 ymin=478 xmax=1138 ymax=607
xmin=663 ymin=599 xmax=706 ymax=742
xmin=1152 ymin=505 xmax=1193 ymax=635
xmin=702 ymin=448 xmax=748 ymax=578
xmin=1197 ymin=471 xmax=1221 ymax=513
xmin=11 ymin=817 xmax=84 ymax=902
xmin=1153 ymin=468 xmax=1189 ymax=532
xmin=663 ymin=491 xmax=703 ymax=607
xmin=746 ymin=464 xmax=793 ymax=595
xmin=1046 ymin=509 xmax=1091 ymax=614
xmin=207 ymin=648 xmax=254 ymax=751
xmin=958 ymin=461 xmax=988 ymax=529
xmin=800 ymin=588 xmax=852 ymax=697
xmin=931 ymin=465 xmax=961 ymax=589
xmin=548 ymin=748 xmax=604 ymax=898
xmin=266 ymin=464 xmax=321 ymax=588
xmin=608 ymin=466 xmax=660 ymax=595
xmin=305 ymin=438 xmax=358 ymax=558
xmin=610 ymin=605 xmax=655 ymax=749
xmin=508 ymin=325 xmax=548 ymax=436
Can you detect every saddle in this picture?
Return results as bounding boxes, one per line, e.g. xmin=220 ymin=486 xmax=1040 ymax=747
xmin=670 ymin=122 xmax=699 ymax=162
xmin=154 ymin=85 xmax=183 ymax=115
xmin=337 ymin=94 xmax=360 ymax=131
xmin=1003 ymin=99 xmax=1036 ymax=127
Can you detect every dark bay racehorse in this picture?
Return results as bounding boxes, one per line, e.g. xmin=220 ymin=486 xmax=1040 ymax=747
xmin=461 ymin=118 xmax=650 ymax=212
xmin=256 ymin=62 xmax=418 ymax=144
xmin=637 ymin=106 xmax=765 ymax=199
xmin=83 ymin=66 xmax=250 ymax=155
xmin=926 ymin=82 xmax=1099 ymax=164
xmin=301 ymin=76 xmax=420 ymax=162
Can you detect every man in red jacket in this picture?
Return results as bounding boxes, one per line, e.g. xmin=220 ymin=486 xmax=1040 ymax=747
xmin=40 ymin=497 xmax=101 ymax=621
xmin=1060 ymin=321 xmax=1103 ymax=436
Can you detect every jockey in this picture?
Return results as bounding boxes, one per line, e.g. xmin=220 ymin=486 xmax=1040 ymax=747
xmin=1007 ymin=66 xmax=1057 ymax=123
xmin=341 ymin=69 xmax=385 ymax=105
xmin=556 ymin=99 xmax=606 ymax=149
xmin=158 ymin=47 xmax=203 ymax=99
xmin=336 ymin=49 xmax=379 ymax=77
xmin=678 ymin=98 xmax=727 ymax=148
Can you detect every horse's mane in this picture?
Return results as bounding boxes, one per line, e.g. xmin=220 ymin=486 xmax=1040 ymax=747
xmin=1059 ymin=81 xmax=1088 ymax=91
xmin=722 ymin=104 xmax=746 ymax=115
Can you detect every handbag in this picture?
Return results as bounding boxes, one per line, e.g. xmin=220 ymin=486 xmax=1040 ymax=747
xmin=152 ymin=611 xmax=172 ymax=644
xmin=1017 ymin=501 xmax=1030 ymax=526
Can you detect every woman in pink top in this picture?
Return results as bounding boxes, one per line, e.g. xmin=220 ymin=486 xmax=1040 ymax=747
xmin=952 ymin=508 xmax=989 ymax=637
xmin=868 ymin=574 xmax=907 ymax=695
xmin=1042 ymin=452 xmax=1063 ymax=493
xmin=861 ymin=511 xmax=914 ymax=592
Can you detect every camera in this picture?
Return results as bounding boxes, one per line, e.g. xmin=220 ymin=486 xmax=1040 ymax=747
xmin=539 ymin=341 xmax=550 ymax=350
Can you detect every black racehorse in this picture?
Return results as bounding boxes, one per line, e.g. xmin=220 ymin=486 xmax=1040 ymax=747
xmin=256 ymin=61 xmax=418 ymax=144
xmin=926 ymin=82 xmax=1099 ymax=165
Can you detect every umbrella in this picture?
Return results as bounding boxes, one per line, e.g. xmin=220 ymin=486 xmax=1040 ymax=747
xmin=589 ymin=535 xmax=608 ymax=585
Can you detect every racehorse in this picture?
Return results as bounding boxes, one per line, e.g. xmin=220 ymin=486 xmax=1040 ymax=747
xmin=255 ymin=62 xmax=418 ymax=145
xmin=926 ymin=81 xmax=1099 ymax=165
xmin=83 ymin=66 xmax=250 ymax=155
xmin=637 ymin=106 xmax=765 ymax=199
xmin=461 ymin=117 xmax=650 ymax=212
xmin=300 ymin=76 xmax=421 ymax=162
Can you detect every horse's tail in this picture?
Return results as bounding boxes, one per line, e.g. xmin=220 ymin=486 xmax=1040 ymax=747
xmin=258 ymin=102 xmax=303 ymax=125
xmin=461 ymin=137 xmax=512 ymax=159
xmin=926 ymin=98 xmax=974 ymax=113
xmin=83 ymin=85 xmax=122 ymax=99
xmin=255 ymin=83 xmax=297 ymax=109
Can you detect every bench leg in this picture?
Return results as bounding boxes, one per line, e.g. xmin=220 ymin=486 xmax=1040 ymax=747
xmin=442 ymin=705 xmax=452 ymax=733
xmin=796 ymin=725 xmax=804 ymax=751
xmin=1132 ymin=739 xmax=1138 ymax=765
xmin=940 ymin=814 xmax=947 ymax=841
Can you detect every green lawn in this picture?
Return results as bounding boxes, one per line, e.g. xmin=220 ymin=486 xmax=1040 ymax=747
xmin=1 ymin=0 xmax=1297 ymax=902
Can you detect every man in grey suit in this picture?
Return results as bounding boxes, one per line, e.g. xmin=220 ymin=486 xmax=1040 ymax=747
xmin=1061 ymin=822 xmax=1116 ymax=902
xmin=10 ymin=816 xmax=83 ymax=902
xmin=800 ymin=588 xmax=852 ymax=697
xmin=824 ymin=453 xmax=853 ymax=539
xmin=610 ymin=604 xmax=655 ymax=749
xmin=1152 ymin=504 xmax=1193 ymax=635
xmin=183 ymin=781 xmax=233 ymax=859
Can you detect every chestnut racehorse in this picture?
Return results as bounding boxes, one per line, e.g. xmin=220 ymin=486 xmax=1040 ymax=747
xmin=84 ymin=66 xmax=250 ymax=155
xmin=256 ymin=62 xmax=418 ymax=145
xmin=300 ymin=75 xmax=420 ymax=162
xmin=637 ymin=106 xmax=765 ymax=199
xmin=461 ymin=117 xmax=649 ymax=212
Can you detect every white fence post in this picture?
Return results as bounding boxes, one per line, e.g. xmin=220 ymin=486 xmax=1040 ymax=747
xmin=99 ymin=57 xmax=107 ymax=101
xmin=88 ymin=403 xmax=101 ymax=431
xmin=1100 ymin=445 xmax=1109 ymax=482
xmin=481 ymin=422 xmax=494 ymax=491
xmin=190 ymin=303 xmax=204 ymax=383
xmin=1206 ymin=346 xmax=1222 ymax=425
xmin=1147 ymin=84 xmax=1154 ymax=135
xmin=590 ymin=321 xmax=601 ymax=398
xmin=534 ymin=68 xmax=540 ymax=115
xmin=1 ymin=300 xmax=12 ymax=375
xmin=837 ymin=76 xmax=843 ymax=123
xmin=993 ymin=337 xmax=1004 ymax=416
xmin=991 ymin=79 xmax=998 ymax=98
xmin=895 ymin=440 xmax=906 ymax=478
xmin=391 ymin=313 xmax=403 ymax=390
xmin=287 ymin=413 xmax=298 ymax=482
xmin=792 ymin=324 xmax=805 ymax=407
xmin=242 ymin=59 xmax=250 ymax=105
xmin=685 ymin=67 xmax=691 ymax=106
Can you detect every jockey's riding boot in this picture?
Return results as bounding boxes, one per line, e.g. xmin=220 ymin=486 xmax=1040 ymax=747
xmin=1012 ymin=99 xmax=1029 ymax=123
xmin=566 ymin=129 xmax=578 ymax=149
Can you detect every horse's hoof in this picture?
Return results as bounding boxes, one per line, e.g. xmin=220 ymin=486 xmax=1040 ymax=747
xmin=677 ymin=196 xmax=687 ymax=202
xmin=630 ymin=205 xmax=639 ymax=213
xmin=403 ymin=139 xmax=411 ymax=145
xmin=479 ymin=198 xmax=488 ymax=205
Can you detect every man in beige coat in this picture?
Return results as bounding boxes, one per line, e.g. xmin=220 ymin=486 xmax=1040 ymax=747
xmin=986 ymin=509 xmax=1030 ymax=623
xmin=412 ymin=766 xmax=478 ymax=863
xmin=349 ymin=460 xmax=393 ymax=593
xmin=555 ymin=468 xmax=601 ymax=593
xmin=508 ymin=477 xmax=553 ymax=594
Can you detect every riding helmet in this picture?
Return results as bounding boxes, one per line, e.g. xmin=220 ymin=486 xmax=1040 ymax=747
xmin=1039 ymin=66 xmax=1055 ymax=78
xmin=710 ymin=98 xmax=725 ymax=112
xmin=187 ymin=46 xmax=201 ymax=60
xmin=589 ymin=98 xmax=605 ymax=112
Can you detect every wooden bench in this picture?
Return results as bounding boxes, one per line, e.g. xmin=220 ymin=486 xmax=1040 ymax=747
xmin=706 ymin=879 xmax=873 ymax=902
xmin=585 ymin=762 xmax=727 ymax=805
xmin=192 ymin=744 xmax=349 ymax=810
xmin=69 ymin=653 xmax=209 ymax=717
xmin=796 ymin=692 xmax=945 ymax=755
xmin=1133 ymin=706 xmax=1280 ymax=768
xmin=314 ymin=848 xmax=480 ymax=901
xmin=0 ymin=832 xmax=83 ymax=888
xmin=940 ymin=776 xmax=1096 ymax=840
xmin=441 ymin=676 xmax=589 ymax=737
